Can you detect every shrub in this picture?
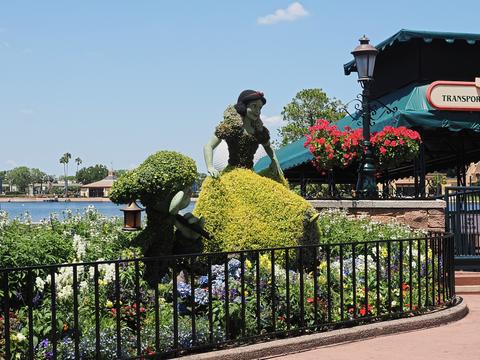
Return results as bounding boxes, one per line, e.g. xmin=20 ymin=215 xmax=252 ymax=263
xmin=193 ymin=168 xmax=320 ymax=253
xmin=109 ymin=151 xmax=197 ymax=206
xmin=0 ymin=219 xmax=74 ymax=268
xmin=0 ymin=207 xmax=134 ymax=268
xmin=316 ymin=208 xmax=425 ymax=245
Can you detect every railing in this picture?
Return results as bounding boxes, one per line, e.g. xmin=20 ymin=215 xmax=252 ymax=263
xmin=0 ymin=234 xmax=455 ymax=359
xmin=289 ymin=179 xmax=444 ymax=200
xmin=445 ymin=187 xmax=480 ymax=266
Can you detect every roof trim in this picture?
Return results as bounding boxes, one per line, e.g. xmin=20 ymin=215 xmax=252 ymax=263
xmin=344 ymin=29 xmax=480 ymax=75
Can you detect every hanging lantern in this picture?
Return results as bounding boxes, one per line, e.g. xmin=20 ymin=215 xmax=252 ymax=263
xmin=121 ymin=201 xmax=143 ymax=231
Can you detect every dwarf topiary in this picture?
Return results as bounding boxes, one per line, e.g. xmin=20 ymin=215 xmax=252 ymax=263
xmin=110 ymin=151 xmax=202 ymax=284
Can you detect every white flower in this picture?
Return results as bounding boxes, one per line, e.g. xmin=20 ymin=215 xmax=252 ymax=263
xmin=72 ymin=234 xmax=86 ymax=260
xmin=99 ymin=263 xmax=116 ymax=284
xmin=16 ymin=333 xmax=26 ymax=342
xmin=35 ymin=276 xmax=46 ymax=290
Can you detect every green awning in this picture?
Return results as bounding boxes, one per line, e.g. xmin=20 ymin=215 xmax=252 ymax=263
xmin=335 ymin=82 xmax=480 ymax=133
xmin=254 ymin=82 xmax=480 ymax=173
xmin=344 ymin=29 xmax=480 ymax=75
xmin=254 ymin=137 xmax=311 ymax=173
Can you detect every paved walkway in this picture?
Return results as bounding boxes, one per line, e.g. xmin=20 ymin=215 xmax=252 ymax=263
xmin=275 ymin=295 xmax=480 ymax=360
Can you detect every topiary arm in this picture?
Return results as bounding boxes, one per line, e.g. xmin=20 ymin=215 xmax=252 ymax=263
xmin=203 ymin=135 xmax=221 ymax=178
xmin=262 ymin=141 xmax=283 ymax=177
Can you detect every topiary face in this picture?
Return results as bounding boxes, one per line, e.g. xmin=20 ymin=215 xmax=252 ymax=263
xmin=109 ymin=151 xmax=197 ymax=206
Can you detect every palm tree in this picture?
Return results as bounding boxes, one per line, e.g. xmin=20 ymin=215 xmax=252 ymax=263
xmin=59 ymin=152 xmax=71 ymax=197
xmin=75 ymin=157 xmax=82 ymax=179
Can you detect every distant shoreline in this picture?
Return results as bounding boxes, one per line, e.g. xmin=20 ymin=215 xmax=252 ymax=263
xmin=0 ymin=197 xmax=199 ymax=203
xmin=0 ymin=197 xmax=112 ymax=203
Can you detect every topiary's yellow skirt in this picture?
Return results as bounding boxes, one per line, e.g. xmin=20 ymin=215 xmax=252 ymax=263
xmin=193 ymin=168 xmax=319 ymax=252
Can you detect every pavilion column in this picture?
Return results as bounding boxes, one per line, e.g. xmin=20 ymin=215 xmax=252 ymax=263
xmin=419 ymin=143 xmax=426 ymax=197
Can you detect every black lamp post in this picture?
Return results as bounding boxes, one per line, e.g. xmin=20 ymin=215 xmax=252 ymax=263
xmin=351 ymin=35 xmax=379 ymax=198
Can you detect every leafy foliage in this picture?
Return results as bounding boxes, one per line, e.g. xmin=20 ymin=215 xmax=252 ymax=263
xmin=0 ymin=204 xmax=440 ymax=359
xmin=109 ymin=151 xmax=197 ymax=206
xmin=278 ymin=89 xmax=345 ymax=146
xmin=76 ymin=164 xmax=109 ymax=184
xmin=0 ymin=208 xmax=133 ymax=268
xmin=194 ymin=168 xmax=319 ymax=252
xmin=5 ymin=167 xmax=32 ymax=193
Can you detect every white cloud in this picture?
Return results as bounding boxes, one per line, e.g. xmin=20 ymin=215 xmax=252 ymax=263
xmin=257 ymin=2 xmax=309 ymax=25
xmin=261 ymin=115 xmax=283 ymax=126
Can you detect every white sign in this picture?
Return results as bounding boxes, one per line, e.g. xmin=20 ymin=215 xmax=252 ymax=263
xmin=427 ymin=80 xmax=480 ymax=111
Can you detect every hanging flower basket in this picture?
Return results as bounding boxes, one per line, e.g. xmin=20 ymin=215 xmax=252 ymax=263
xmin=371 ymin=126 xmax=422 ymax=170
xmin=305 ymin=121 xmax=422 ymax=173
xmin=304 ymin=119 xmax=362 ymax=171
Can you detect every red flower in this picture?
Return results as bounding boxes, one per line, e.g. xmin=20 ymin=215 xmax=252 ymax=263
xmin=307 ymin=297 xmax=314 ymax=304
xmin=359 ymin=304 xmax=373 ymax=316
xmin=379 ymin=147 xmax=387 ymax=154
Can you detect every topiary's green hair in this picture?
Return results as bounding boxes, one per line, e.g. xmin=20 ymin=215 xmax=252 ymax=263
xmin=109 ymin=151 xmax=197 ymax=205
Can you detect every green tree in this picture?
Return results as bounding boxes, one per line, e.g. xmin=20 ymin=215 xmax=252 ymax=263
xmin=75 ymin=157 xmax=82 ymax=175
xmin=76 ymin=164 xmax=108 ymax=185
xmin=59 ymin=152 xmax=72 ymax=197
xmin=115 ymin=169 xmax=128 ymax=177
xmin=30 ymin=168 xmax=47 ymax=195
xmin=277 ymin=88 xmax=346 ymax=146
xmin=6 ymin=166 xmax=32 ymax=193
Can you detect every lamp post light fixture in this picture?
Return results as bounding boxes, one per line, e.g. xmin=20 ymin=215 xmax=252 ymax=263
xmin=351 ymin=35 xmax=379 ymax=198
xmin=121 ymin=200 xmax=143 ymax=231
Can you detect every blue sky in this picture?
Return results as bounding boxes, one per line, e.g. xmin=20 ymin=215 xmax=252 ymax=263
xmin=1 ymin=1 xmax=479 ymax=175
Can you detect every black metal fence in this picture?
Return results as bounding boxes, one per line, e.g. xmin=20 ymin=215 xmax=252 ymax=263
xmin=1 ymin=234 xmax=455 ymax=359
xmin=445 ymin=186 xmax=480 ymax=269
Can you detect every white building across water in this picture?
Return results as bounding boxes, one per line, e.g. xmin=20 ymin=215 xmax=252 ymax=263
xmin=80 ymin=171 xmax=117 ymax=198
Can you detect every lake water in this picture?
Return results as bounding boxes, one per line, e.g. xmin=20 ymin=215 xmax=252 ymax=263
xmin=0 ymin=201 xmax=196 ymax=222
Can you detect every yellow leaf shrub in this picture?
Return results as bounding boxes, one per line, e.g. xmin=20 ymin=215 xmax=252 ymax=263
xmin=193 ymin=168 xmax=319 ymax=253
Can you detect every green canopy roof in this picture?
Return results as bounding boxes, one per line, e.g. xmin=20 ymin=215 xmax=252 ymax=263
xmin=344 ymin=29 xmax=480 ymax=75
xmin=336 ymin=82 xmax=480 ymax=133
xmin=254 ymin=82 xmax=480 ymax=173
xmin=254 ymin=137 xmax=311 ymax=173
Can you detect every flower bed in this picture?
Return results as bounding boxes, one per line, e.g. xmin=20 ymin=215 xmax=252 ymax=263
xmin=0 ymin=209 xmax=454 ymax=359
